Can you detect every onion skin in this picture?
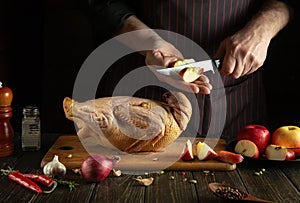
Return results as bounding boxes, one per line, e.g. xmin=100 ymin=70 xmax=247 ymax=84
xmin=81 ymin=155 xmax=119 ymax=182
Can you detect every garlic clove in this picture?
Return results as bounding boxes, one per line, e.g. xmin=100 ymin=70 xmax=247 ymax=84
xmin=43 ymin=155 xmax=67 ymax=177
xmin=112 ymin=169 xmax=122 ymax=177
xmin=134 ymin=177 xmax=154 ymax=186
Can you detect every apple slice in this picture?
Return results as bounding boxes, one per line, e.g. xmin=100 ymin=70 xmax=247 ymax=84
xmin=265 ymin=144 xmax=296 ymax=161
xmin=179 ymin=67 xmax=203 ymax=83
xmin=181 ymin=139 xmax=194 ymax=161
xmin=234 ymin=140 xmax=259 ymax=158
xmin=196 ymin=141 xmax=217 ymax=160
xmin=217 ymin=150 xmax=244 ymax=164
xmin=169 ymin=59 xmax=195 ymax=67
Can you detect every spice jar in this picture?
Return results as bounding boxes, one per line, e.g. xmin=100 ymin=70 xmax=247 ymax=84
xmin=0 ymin=81 xmax=14 ymax=157
xmin=22 ymin=106 xmax=41 ymax=151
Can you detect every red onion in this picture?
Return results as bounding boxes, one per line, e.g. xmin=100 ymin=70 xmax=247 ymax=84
xmin=81 ymin=154 xmax=120 ymax=182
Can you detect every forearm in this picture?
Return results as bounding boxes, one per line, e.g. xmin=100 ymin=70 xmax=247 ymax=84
xmin=115 ymin=15 xmax=164 ymax=56
xmin=243 ymin=0 xmax=292 ymax=40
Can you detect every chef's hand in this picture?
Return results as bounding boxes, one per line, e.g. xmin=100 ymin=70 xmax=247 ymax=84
xmin=145 ymin=39 xmax=212 ymax=94
xmin=214 ymin=28 xmax=270 ymax=79
xmin=214 ymin=0 xmax=291 ymax=79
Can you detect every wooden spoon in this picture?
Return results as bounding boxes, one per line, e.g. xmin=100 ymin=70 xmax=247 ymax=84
xmin=208 ymin=182 xmax=274 ymax=202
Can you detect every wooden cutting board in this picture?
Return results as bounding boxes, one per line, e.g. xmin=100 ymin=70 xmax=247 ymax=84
xmin=40 ymin=135 xmax=236 ymax=171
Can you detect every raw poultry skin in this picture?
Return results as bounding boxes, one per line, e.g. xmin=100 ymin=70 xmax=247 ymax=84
xmin=63 ymin=92 xmax=192 ymax=153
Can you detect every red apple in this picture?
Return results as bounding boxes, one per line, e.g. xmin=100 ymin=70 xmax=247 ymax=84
xmin=234 ymin=140 xmax=259 ymax=158
xmin=196 ymin=141 xmax=217 ymax=160
xmin=217 ymin=150 xmax=244 ymax=164
xmin=265 ymin=144 xmax=295 ymax=161
xmin=286 ymin=149 xmax=296 ymax=161
xmin=272 ymin=126 xmax=300 ymax=157
xmin=237 ymin=124 xmax=271 ymax=154
xmin=181 ymin=139 xmax=194 ymax=161
xmin=292 ymin=148 xmax=300 ymax=158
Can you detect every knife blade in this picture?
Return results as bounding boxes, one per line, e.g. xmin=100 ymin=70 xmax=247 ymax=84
xmin=156 ymin=59 xmax=221 ymax=76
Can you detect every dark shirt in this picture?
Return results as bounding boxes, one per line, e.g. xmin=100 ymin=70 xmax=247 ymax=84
xmin=88 ymin=0 xmax=270 ymax=143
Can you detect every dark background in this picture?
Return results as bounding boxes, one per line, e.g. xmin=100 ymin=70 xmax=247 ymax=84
xmin=0 ymin=0 xmax=299 ymax=136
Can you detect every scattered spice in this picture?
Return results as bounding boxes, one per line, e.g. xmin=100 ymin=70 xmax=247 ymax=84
xmin=157 ymin=171 xmax=164 ymax=175
xmin=254 ymin=172 xmax=261 ymax=176
xmin=254 ymin=168 xmax=266 ymax=176
xmin=189 ymin=179 xmax=197 ymax=184
xmin=169 ymin=176 xmax=175 ymax=180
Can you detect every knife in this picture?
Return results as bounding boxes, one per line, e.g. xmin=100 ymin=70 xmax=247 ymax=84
xmin=156 ymin=58 xmax=221 ymax=76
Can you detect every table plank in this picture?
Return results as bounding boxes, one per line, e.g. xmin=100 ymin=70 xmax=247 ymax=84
xmin=237 ymin=159 xmax=300 ymax=203
xmin=145 ymin=171 xmax=198 ymax=203
xmin=280 ymin=161 xmax=300 ymax=191
xmin=90 ymin=174 xmax=145 ymax=203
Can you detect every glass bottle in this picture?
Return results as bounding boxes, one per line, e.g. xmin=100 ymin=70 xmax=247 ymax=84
xmin=22 ymin=106 xmax=41 ymax=151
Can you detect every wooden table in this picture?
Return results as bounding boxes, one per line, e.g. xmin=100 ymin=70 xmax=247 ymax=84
xmin=1 ymin=133 xmax=300 ymax=203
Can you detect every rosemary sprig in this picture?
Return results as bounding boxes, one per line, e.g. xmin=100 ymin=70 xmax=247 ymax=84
xmin=54 ymin=179 xmax=79 ymax=191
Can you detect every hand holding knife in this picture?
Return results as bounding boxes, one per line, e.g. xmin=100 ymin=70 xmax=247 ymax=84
xmin=156 ymin=58 xmax=221 ymax=82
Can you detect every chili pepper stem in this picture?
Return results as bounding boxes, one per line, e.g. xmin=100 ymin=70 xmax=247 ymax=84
xmin=43 ymin=181 xmax=58 ymax=194
xmin=0 ymin=167 xmax=15 ymax=175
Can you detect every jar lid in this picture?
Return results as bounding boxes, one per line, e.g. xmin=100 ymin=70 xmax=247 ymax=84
xmin=23 ymin=106 xmax=39 ymax=115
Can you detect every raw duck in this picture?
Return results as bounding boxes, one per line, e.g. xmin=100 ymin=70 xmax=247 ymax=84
xmin=63 ymin=92 xmax=192 ymax=153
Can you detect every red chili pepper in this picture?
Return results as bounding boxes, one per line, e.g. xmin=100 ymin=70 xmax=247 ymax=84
xmin=23 ymin=174 xmax=55 ymax=187
xmin=23 ymin=173 xmax=58 ymax=193
xmin=8 ymin=171 xmax=43 ymax=194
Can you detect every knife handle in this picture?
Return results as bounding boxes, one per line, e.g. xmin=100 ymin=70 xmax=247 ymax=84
xmin=213 ymin=58 xmax=222 ymax=69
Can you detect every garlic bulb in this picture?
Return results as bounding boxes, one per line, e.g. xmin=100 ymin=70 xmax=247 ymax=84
xmin=43 ymin=155 xmax=66 ymax=177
